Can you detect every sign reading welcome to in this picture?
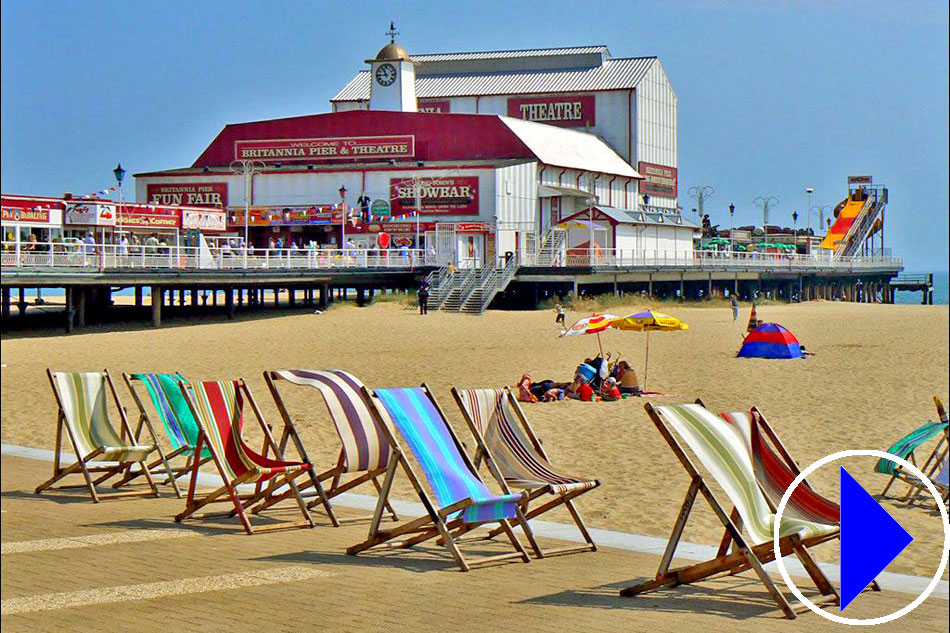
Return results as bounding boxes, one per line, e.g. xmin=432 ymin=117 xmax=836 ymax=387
xmin=390 ymin=177 xmax=479 ymax=215
xmin=638 ymin=162 xmax=678 ymax=198
xmin=234 ymin=135 xmax=415 ymax=162
xmin=507 ymin=95 xmax=595 ymax=128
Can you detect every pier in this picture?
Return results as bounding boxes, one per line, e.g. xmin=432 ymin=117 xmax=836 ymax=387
xmin=888 ymin=273 xmax=935 ymax=305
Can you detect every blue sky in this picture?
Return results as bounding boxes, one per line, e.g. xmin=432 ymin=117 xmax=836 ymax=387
xmin=2 ymin=1 xmax=947 ymax=270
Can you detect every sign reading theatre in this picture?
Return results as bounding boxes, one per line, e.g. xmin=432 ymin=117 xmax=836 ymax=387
xmin=390 ymin=177 xmax=479 ymax=216
xmin=147 ymin=183 xmax=228 ymax=208
xmin=507 ymin=95 xmax=595 ymax=128
xmin=235 ymin=135 xmax=415 ymax=163
xmin=638 ymin=162 xmax=678 ymax=198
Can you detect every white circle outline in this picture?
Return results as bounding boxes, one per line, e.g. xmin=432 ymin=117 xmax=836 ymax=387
xmin=773 ymin=449 xmax=950 ymax=625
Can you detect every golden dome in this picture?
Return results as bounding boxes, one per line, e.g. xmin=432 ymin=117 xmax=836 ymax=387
xmin=375 ymin=42 xmax=411 ymax=61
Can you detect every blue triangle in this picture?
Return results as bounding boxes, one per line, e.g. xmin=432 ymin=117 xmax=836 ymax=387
xmin=840 ymin=466 xmax=913 ymax=610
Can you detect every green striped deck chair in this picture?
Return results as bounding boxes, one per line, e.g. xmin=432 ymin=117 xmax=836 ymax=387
xmin=114 ymin=372 xmax=212 ymax=497
xmin=620 ymin=403 xmax=841 ymax=620
xmin=174 ymin=378 xmax=314 ymax=535
xmin=877 ymin=396 xmax=949 ymax=503
xmin=451 ymin=386 xmax=600 ymax=558
xmin=35 ymin=369 xmax=160 ymax=502
xmin=347 ymin=384 xmax=531 ymax=571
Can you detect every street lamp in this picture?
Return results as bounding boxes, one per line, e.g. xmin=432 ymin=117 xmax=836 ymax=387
xmin=339 ymin=184 xmax=348 ymax=252
xmin=752 ymin=196 xmax=779 ymax=241
xmin=810 ymin=205 xmax=830 ymax=233
xmin=688 ymin=185 xmax=715 ymax=224
xmin=113 ymin=163 xmax=126 ymax=240
xmin=728 ymin=203 xmax=735 ymax=252
xmin=230 ymin=159 xmax=265 ymax=268
xmin=805 ymin=187 xmax=814 ymax=231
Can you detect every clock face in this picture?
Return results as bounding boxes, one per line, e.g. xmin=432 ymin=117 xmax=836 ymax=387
xmin=375 ymin=63 xmax=397 ymax=87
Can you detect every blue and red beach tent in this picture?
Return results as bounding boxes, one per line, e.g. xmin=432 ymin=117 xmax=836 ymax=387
xmin=737 ymin=323 xmax=803 ymax=359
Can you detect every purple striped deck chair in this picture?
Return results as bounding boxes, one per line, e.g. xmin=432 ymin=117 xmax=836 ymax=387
xmin=452 ymin=386 xmax=600 ymax=558
xmin=258 ymin=369 xmax=397 ymax=526
xmin=347 ymin=384 xmax=531 ymax=571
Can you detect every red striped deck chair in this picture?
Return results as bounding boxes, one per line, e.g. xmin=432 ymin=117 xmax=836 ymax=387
xmin=36 ymin=370 xmax=160 ymax=502
xmin=451 ymin=386 xmax=599 ymax=558
xmin=174 ymin=379 xmax=314 ymax=535
xmin=254 ymin=369 xmax=397 ymax=526
xmin=347 ymin=384 xmax=531 ymax=571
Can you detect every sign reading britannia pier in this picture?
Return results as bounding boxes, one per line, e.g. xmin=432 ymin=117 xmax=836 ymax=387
xmin=235 ymin=135 xmax=415 ymax=163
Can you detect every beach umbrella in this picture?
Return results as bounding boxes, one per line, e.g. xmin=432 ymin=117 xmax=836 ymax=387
xmin=560 ymin=313 xmax=618 ymax=357
xmin=610 ymin=310 xmax=689 ymax=390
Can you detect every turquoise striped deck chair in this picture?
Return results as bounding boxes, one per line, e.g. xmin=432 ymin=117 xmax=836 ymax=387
xmin=118 ymin=372 xmax=212 ymax=497
xmin=877 ymin=397 xmax=949 ymax=502
xmin=347 ymin=384 xmax=530 ymax=571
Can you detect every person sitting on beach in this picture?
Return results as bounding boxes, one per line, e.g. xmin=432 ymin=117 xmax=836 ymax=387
xmin=517 ymin=374 xmax=538 ymax=403
xmin=575 ymin=380 xmax=595 ymax=402
xmin=601 ymin=377 xmax=622 ymax=401
xmin=613 ymin=360 xmax=641 ymax=395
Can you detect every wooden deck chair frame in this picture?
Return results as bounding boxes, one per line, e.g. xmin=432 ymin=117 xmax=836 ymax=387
xmin=35 ymin=369 xmax=160 ymax=502
xmin=346 ymin=383 xmax=531 ymax=572
xmin=110 ymin=372 xmax=214 ymax=498
xmin=249 ymin=370 xmax=399 ymax=527
xmin=173 ymin=378 xmax=315 ymax=535
xmin=881 ymin=397 xmax=949 ymax=503
xmin=619 ymin=402 xmax=840 ymax=620
xmin=449 ymin=386 xmax=599 ymax=558
xmin=704 ymin=400 xmax=880 ymax=593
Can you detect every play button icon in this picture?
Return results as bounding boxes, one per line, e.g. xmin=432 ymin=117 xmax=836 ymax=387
xmin=840 ymin=466 xmax=914 ymax=610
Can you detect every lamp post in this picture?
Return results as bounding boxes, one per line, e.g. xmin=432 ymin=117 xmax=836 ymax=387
xmin=752 ymin=196 xmax=779 ymax=242
xmin=810 ymin=205 xmax=829 ymax=233
xmin=805 ymin=187 xmax=814 ymax=231
xmin=339 ymin=184 xmax=348 ymax=254
xmin=688 ymin=185 xmax=715 ymax=226
xmin=728 ymin=203 xmax=735 ymax=252
xmin=230 ymin=159 xmax=265 ymax=268
xmin=113 ymin=163 xmax=126 ymax=239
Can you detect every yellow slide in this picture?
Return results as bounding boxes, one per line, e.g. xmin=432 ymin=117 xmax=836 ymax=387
xmin=820 ymin=195 xmax=866 ymax=252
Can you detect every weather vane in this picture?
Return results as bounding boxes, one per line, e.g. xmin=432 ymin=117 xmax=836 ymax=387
xmin=386 ymin=21 xmax=399 ymax=44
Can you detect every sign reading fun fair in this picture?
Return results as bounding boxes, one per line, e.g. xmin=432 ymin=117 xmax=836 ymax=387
xmin=389 ymin=177 xmax=479 ymax=215
xmin=638 ymin=162 xmax=678 ymax=198
xmin=507 ymin=95 xmax=595 ymax=128
xmin=234 ymin=135 xmax=415 ymax=162
xmin=147 ymin=183 xmax=228 ymax=207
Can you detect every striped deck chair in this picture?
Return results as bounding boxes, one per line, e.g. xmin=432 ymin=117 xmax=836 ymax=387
xmin=113 ymin=372 xmax=212 ymax=497
xmin=347 ymin=384 xmax=531 ymax=571
xmin=876 ymin=397 xmax=948 ymax=501
xmin=620 ymin=403 xmax=841 ymax=620
xmin=36 ymin=370 xmax=159 ymax=502
xmin=451 ymin=387 xmax=599 ymax=557
xmin=253 ymin=369 xmax=397 ymax=526
xmin=174 ymin=379 xmax=314 ymax=535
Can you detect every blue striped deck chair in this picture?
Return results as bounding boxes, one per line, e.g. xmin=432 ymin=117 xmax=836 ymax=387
xmin=877 ymin=397 xmax=949 ymax=501
xmin=118 ymin=372 xmax=212 ymax=497
xmin=347 ymin=384 xmax=530 ymax=571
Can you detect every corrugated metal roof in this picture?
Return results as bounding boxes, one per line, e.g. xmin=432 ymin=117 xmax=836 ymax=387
xmin=409 ymin=45 xmax=609 ymax=62
xmin=596 ymin=206 xmax=699 ymax=228
xmin=500 ymin=117 xmax=641 ymax=179
xmin=331 ymin=56 xmax=657 ymax=101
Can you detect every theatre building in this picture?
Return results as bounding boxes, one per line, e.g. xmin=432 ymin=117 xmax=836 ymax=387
xmin=135 ymin=37 xmax=693 ymax=266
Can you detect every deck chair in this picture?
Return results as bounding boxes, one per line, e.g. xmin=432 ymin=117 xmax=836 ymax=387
xmin=451 ymin=386 xmax=599 ymax=557
xmin=252 ymin=369 xmax=397 ymax=526
xmin=876 ymin=397 xmax=948 ymax=501
xmin=620 ymin=403 xmax=840 ymax=620
xmin=35 ymin=370 xmax=159 ymax=502
xmin=174 ymin=379 xmax=314 ymax=535
xmin=111 ymin=372 xmax=213 ymax=497
xmin=347 ymin=384 xmax=531 ymax=571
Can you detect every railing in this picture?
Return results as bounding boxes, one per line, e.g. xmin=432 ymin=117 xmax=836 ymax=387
xmin=549 ymin=249 xmax=902 ymax=270
xmin=461 ymin=253 xmax=520 ymax=314
xmin=0 ymin=242 xmax=428 ymax=271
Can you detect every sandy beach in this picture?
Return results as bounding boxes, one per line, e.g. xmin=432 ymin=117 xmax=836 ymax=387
xmin=2 ymin=299 xmax=947 ymax=579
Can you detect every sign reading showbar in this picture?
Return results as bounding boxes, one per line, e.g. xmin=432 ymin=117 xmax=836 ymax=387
xmin=234 ymin=135 xmax=415 ymax=162
xmin=390 ymin=176 xmax=479 ymax=215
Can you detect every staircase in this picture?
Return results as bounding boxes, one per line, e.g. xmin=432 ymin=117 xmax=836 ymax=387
xmin=838 ymin=187 xmax=888 ymax=257
xmin=536 ymin=228 xmax=566 ymax=266
xmin=439 ymin=268 xmax=477 ymax=312
xmin=460 ymin=256 xmax=519 ymax=314
xmin=424 ymin=266 xmax=451 ymax=310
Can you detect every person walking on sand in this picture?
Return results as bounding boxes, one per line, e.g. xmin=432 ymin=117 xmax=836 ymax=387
xmin=730 ymin=295 xmax=739 ymax=321
xmin=554 ymin=302 xmax=566 ymax=331
xmin=418 ymin=279 xmax=430 ymax=315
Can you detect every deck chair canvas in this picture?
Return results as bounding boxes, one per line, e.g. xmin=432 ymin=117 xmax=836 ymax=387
xmin=347 ymin=384 xmax=531 ymax=571
xmin=876 ymin=397 xmax=948 ymax=502
xmin=252 ymin=369 xmax=398 ymax=526
xmin=112 ymin=372 xmax=212 ymax=497
xmin=35 ymin=370 xmax=160 ymax=502
xmin=620 ymin=403 xmax=840 ymax=619
xmin=451 ymin=386 xmax=600 ymax=557
xmin=174 ymin=379 xmax=314 ymax=535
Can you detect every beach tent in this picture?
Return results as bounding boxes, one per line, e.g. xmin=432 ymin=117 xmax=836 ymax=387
xmin=737 ymin=323 xmax=802 ymax=359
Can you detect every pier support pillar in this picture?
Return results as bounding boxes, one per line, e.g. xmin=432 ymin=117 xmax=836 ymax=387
xmin=356 ymin=288 xmax=366 ymax=307
xmin=613 ymin=275 xmax=619 ymax=297
xmin=17 ymin=287 xmax=27 ymax=316
xmin=134 ymin=286 xmax=143 ymax=307
xmin=319 ymin=285 xmax=327 ymax=309
xmin=648 ymin=274 xmax=654 ymax=299
xmin=289 ymin=288 xmax=296 ymax=306
xmin=707 ymin=276 xmax=713 ymax=301
xmin=76 ymin=288 xmax=87 ymax=328
xmin=679 ymin=276 xmax=685 ymax=302
xmin=238 ymin=288 xmax=244 ymax=307
xmin=1 ymin=287 xmax=10 ymax=321
xmin=191 ymin=289 xmax=198 ymax=306
xmin=226 ymin=288 xmax=235 ymax=319
xmin=151 ymin=285 xmax=162 ymax=328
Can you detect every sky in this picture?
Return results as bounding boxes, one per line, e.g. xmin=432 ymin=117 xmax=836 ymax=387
xmin=2 ymin=0 xmax=947 ymax=271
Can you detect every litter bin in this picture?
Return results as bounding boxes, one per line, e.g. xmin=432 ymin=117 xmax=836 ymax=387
xmin=504 ymin=251 xmax=514 ymax=266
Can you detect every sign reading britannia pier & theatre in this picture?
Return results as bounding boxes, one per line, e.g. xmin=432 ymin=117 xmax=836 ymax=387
xmin=234 ymin=135 xmax=415 ymax=163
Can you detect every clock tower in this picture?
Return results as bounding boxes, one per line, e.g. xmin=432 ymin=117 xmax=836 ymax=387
xmin=366 ymin=23 xmax=416 ymax=112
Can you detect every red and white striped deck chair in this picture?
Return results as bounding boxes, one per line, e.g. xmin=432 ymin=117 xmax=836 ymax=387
xmin=451 ymin=386 xmax=600 ymax=557
xmin=174 ymin=379 xmax=314 ymax=535
xmin=254 ymin=369 xmax=397 ymax=525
